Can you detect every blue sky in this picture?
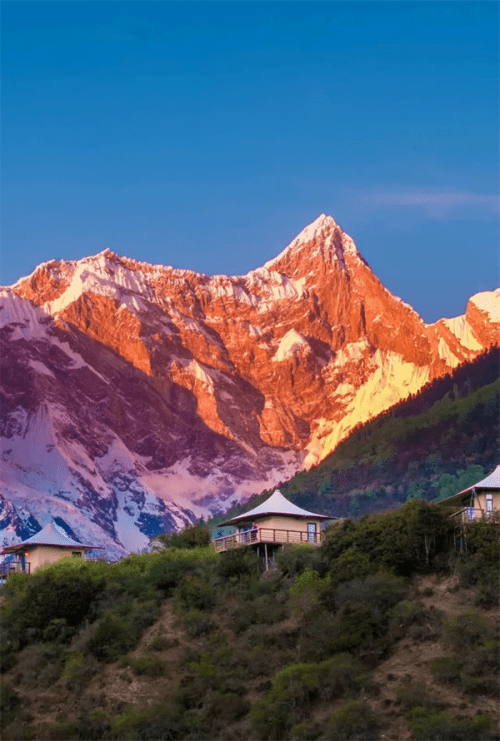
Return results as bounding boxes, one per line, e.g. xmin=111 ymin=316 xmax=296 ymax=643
xmin=2 ymin=1 xmax=498 ymax=322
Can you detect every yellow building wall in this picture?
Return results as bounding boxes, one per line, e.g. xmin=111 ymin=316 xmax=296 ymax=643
xmin=474 ymin=491 xmax=499 ymax=514
xmin=25 ymin=545 xmax=85 ymax=572
xmin=241 ymin=515 xmax=323 ymax=544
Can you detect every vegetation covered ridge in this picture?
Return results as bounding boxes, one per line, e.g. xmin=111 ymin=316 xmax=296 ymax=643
xmin=1 ymin=500 xmax=499 ymax=740
xmin=210 ymin=348 xmax=499 ymax=527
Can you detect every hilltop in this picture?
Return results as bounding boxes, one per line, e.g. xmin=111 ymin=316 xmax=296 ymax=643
xmin=1 ymin=501 xmax=498 ymax=740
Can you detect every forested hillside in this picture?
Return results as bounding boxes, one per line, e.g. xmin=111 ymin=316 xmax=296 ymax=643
xmin=1 ymin=505 xmax=499 ymax=741
xmin=216 ymin=349 xmax=499 ymax=525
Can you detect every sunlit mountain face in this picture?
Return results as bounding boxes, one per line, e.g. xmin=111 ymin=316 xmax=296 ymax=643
xmin=1 ymin=215 xmax=498 ymax=556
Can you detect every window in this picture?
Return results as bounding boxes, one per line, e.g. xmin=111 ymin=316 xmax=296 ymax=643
xmin=307 ymin=523 xmax=317 ymax=543
xmin=72 ymin=551 xmax=82 ymax=558
xmin=486 ymin=495 xmax=493 ymax=513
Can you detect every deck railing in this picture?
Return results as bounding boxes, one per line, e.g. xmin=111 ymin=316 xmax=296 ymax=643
xmin=449 ymin=507 xmax=494 ymax=525
xmin=0 ymin=561 xmax=31 ymax=580
xmin=213 ymin=527 xmax=322 ymax=552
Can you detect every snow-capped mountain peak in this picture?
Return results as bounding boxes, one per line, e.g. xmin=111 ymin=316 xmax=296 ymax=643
xmin=1 ymin=216 xmax=499 ymax=556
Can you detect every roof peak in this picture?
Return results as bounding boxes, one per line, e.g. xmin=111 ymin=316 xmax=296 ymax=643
xmin=1 ymin=520 xmax=101 ymax=553
xmin=220 ymin=489 xmax=330 ymax=526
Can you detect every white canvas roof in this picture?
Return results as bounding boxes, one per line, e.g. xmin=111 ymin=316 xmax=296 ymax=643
xmin=220 ymin=489 xmax=330 ymax=526
xmin=440 ymin=465 xmax=500 ymax=506
xmin=1 ymin=521 xmax=101 ymax=554
xmin=459 ymin=464 xmax=500 ymax=494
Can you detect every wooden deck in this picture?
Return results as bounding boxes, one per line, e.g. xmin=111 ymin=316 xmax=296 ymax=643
xmin=213 ymin=527 xmax=322 ymax=552
xmin=0 ymin=561 xmax=31 ymax=580
xmin=450 ymin=507 xmax=494 ymax=525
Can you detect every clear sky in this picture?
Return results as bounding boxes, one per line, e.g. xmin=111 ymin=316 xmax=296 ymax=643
xmin=2 ymin=1 xmax=499 ymax=322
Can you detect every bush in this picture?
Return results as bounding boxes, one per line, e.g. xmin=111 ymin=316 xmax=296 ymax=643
xmin=127 ymin=654 xmax=166 ymax=677
xmin=183 ymin=609 xmax=213 ymax=637
xmin=463 ymin=515 xmax=500 ymax=567
xmin=290 ymin=722 xmax=320 ymax=741
xmin=289 ymin=568 xmax=330 ymax=617
xmin=3 ymin=571 xmax=103 ymax=648
xmin=328 ymin=699 xmax=379 ymax=740
xmin=396 ymin=681 xmax=435 ymax=710
xmin=250 ymin=654 xmax=369 ymax=739
xmin=388 ymin=601 xmax=443 ymax=642
xmin=175 ymin=645 xmax=248 ymax=735
xmin=229 ymin=576 xmax=287 ymax=633
xmin=297 ymin=608 xmax=342 ymax=662
xmin=176 ymin=574 xmax=215 ymax=612
xmin=456 ymin=517 xmax=499 ymax=608
xmin=74 ymin=709 xmax=111 ymax=741
xmin=116 ymin=704 xmax=182 ymax=741
xmin=147 ymin=547 xmax=217 ymax=593
xmin=335 ymin=571 xmax=408 ymax=615
xmin=110 ymin=707 xmax=146 ymax=739
xmin=332 ymin=602 xmax=381 ymax=653
xmin=431 ymin=656 xmax=462 ymax=684
xmin=83 ymin=611 xmax=137 ymax=662
xmin=36 ymin=720 xmax=79 ymax=740
xmin=322 ymin=501 xmax=452 ymax=578
xmin=61 ymin=651 xmax=99 ymax=690
xmin=149 ymin=636 xmax=178 ymax=651
xmin=216 ymin=548 xmax=260 ymax=580
xmin=129 ymin=599 xmax=160 ymax=637
xmin=327 ymin=547 xmax=373 ymax=590
xmin=12 ymin=642 xmax=64 ymax=688
xmin=0 ymin=684 xmax=21 ymax=730
xmin=444 ymin=609 xmax=489 ymax=653
xmin=277 ymin=544 xmax=322 ymax=577
xmin=153 ymin=523 xmax=211 ymax=550
xmin=410 ymin=708 xmax=496 ymax=740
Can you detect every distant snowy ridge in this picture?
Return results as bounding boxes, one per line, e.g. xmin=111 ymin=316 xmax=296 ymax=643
xmin=1 ymin=215 xmax=498 ymax=555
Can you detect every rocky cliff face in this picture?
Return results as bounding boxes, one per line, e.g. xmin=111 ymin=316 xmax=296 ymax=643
xmin=1 ymin=215 xmax=498 ymax=555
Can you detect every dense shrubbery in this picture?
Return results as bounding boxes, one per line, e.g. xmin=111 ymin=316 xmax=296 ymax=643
xmin=322 ymin=499 xmax=453 ymax=578
xmin=410 ymin=708 xmax=496 ymax=741
xmin=0 ymin=547 xmax=217 ymax=680
xmin=328 ymin=699 xmax=380 ymax=740
xmin=152 ymin=523 xmax=211 ymax=550
xmin=430 ymin=609 xmax=499 ymax=696
xmin=0 ymin=684 xmax=22 ymax=730
xmin=250 ymin=653 xmax=370 ymax=739
xmin=1 ymin=497 xmax=498 ymax=741
xmin=457 ymin=514 xmax=500 ymax=607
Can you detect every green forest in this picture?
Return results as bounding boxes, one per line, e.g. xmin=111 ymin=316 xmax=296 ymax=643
xmin=213 ymin=349 xmax=499 ymax=526
xmin=1 ymin=504 xmax=499 ymax=741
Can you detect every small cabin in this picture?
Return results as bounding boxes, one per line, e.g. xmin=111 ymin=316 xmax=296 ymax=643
xmin=0 ymin=521 xmax=101 ymax=579
xmin=441 ymin=465 xmax=500 ymax=526
xmin=212 ymin=490 xmax=334 ymax=567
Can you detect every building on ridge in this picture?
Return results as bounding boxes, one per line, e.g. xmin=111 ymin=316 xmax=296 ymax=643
xmin=0 ymin=521 xmax=102 ymax=579
xmin=212 ymin=489 xmax=336 ymax=568
xmin=441 ymin=464 xmax=500 ymax=525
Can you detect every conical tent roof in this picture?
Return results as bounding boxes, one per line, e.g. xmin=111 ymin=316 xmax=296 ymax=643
xmin=459 ymin=465 xmax=500 ymax=494
xmin=1 ymin=521 xmax=101 ymax=554
xmin=220 ymin=490 xmax=330 ymax=526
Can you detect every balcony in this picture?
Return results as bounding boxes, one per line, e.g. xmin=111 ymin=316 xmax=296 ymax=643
xmin=0 ymin=560 xmax=31 ymax=580
xmin=450 ymin=507 xmax=494 ymax=525
xmin=213 ymin=527 xmax=322 ymax=552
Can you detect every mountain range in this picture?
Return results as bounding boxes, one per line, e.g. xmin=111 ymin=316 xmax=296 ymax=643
xmin=1 ymin=215 xmax=498 ymax=556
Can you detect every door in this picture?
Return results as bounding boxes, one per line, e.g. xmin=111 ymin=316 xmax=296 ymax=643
xmin=486 ymin=494 xmax=493 ymax=514
xmin=239 ymin=523 xmax=254 ymax=543
xmin=307 ymin=522 xmax=317 ymax=544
